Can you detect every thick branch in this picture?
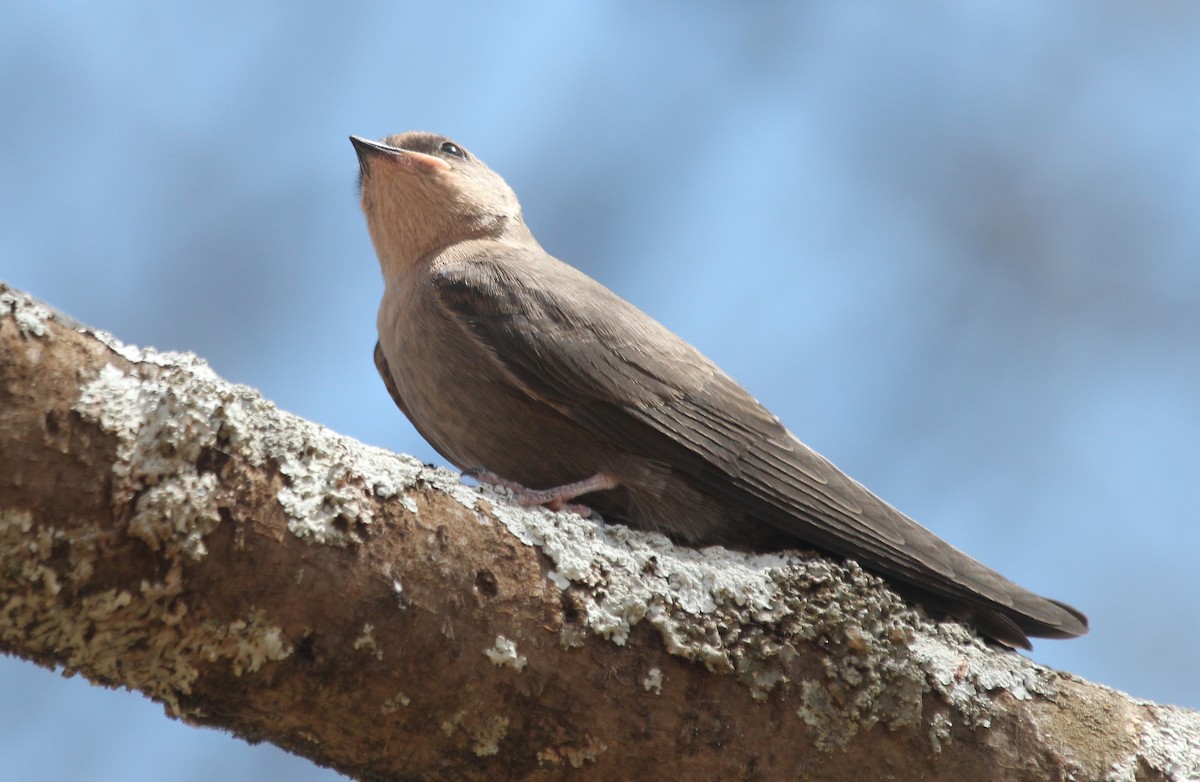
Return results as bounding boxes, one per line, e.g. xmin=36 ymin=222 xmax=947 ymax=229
xmin=1 ymin=284 xmax=1196 ymax=781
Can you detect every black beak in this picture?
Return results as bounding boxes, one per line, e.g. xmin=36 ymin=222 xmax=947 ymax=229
xmin=350 ymin=135 xmax=403 ymax=172
xmin=350 ymin=135 xmax=398 ymax=159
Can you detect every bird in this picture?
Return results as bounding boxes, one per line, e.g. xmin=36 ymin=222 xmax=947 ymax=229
xmin=350 ymin=131 xmax=1088 ymax=649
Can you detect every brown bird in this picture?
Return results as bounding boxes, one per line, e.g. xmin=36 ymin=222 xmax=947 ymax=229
xmin=351 ymin=131 xmax=1088 ymax=649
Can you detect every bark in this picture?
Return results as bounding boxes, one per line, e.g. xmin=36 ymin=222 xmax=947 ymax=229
xmin=1 ymin=284 xmax=1197 ymax=781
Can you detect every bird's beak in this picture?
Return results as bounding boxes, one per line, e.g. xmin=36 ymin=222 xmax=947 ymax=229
xmin=349 ymin=135 xmax=396 ymax=160
xmin=350 ymin=135 xmax=450 ymax=173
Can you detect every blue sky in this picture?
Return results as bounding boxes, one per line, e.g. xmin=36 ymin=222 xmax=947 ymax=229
xmin=3 ymin=3 xmax=1199 ymax=779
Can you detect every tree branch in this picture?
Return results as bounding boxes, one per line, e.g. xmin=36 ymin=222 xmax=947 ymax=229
xmin=1 ymin=284 xmax=1196 ymax=781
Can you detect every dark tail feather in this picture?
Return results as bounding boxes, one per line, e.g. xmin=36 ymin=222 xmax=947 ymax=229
xmin=908 ymin=591 xmax=1088 ymax=650
xmin=1026 ymin=598 xmax=1090 ymax=639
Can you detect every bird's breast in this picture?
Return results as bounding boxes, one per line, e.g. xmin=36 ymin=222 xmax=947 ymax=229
xmin=376 ymin=278 xmax=616 ymax=488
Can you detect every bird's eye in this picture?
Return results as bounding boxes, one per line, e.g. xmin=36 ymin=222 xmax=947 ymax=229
xmin=440 ymin=141 xmax=465 ymax=158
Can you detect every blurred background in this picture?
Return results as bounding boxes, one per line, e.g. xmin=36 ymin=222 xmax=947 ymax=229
xmin=3 ymin=2 xmax=1198 ymax=779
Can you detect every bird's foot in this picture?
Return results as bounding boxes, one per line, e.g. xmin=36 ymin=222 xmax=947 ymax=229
xmin=467 ymin=470 xmax=618 ymax=518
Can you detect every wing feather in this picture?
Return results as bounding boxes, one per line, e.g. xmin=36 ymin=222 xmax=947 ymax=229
xmin=431 ymin=249 xmax=1084 ymax=637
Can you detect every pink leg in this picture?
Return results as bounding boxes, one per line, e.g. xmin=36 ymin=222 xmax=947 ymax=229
xmin=470 ymin=471 xmax=618 ymax=517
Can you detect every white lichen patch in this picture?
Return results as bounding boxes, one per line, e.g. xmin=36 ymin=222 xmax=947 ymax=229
xmin=908 ymin=625 xmax=1058 ymax=728
xmin=481 ymin=492 xmax=788 ymax=647
xmin=484 ymin=635 xmax=528 ymax=671
xmin=441 ymin=711 xmax=465 ymax=737
xmin=70 ymin=332 xmax=431 ymax=551
xmin=1 ymin=509 xmax=66 ymax=595
xmin=537 ymin=735 xmax=607 ymax=768
xmin=128 ymin=472 xmax=222 ymax=559
xmin=75 ymin=362 xmax=228 ymax=559
xmin=1 ymin=288 xmax=52 ymax=337
xmin=472 ymin=715 xmax=510 ymax=757
xmin=642 ymin=667 xmax=663 ymax=695
xmin=276 ymin=448 xmax=367 ymax=544
xmin=353 ymin=623 xmax=383 ymax=660
xmin=381 ymin=692 xmax=411 ymax=714
xmin=0 ymin=501 xmax=292 ymax=718
xmin=1107 ymin=703 xmax=1200 ymax=782
xmin=928 ymin=710 xmax=953 ymax=753
xmin=91 ymin=328 xmax=152 ymax=364
xmin=222 ymin=613 xmax=292 ymax=676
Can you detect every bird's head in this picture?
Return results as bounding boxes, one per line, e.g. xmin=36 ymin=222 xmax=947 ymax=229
xmin=351 ymin=132 xmax=529 ymax=275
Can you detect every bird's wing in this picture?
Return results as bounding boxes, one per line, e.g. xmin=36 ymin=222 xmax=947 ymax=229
xmin=432 ymin=249 xmax=1086 ymax=641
